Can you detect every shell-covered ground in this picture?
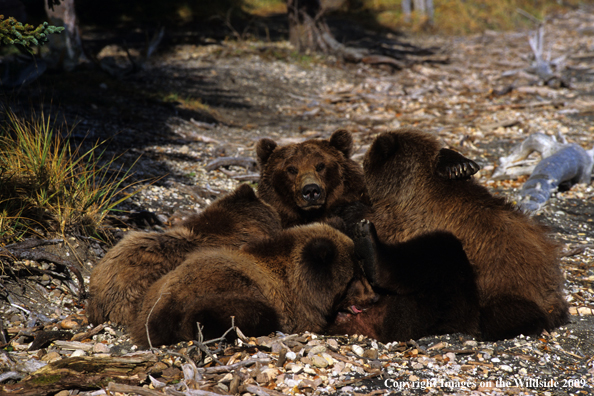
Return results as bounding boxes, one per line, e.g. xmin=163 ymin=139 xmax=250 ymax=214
xmin=1 ymin=5 xmax=594 ymax=396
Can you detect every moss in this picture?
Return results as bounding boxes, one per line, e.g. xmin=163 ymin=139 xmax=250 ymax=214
xmin=30 ymin=374 xmax=62 ymax=385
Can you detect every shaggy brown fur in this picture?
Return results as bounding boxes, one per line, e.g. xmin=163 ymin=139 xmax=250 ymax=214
xmin=86 ymin=184 xmax=282 ymax=326
xmin=362 ymin=128 xmax=568 ymax=340
xmin=130 ymin=223 xmax=378 ymax=348
xmin=256 ymin=129 xmax=369 ymax=228
xmin=328 ymin=220 xmax=480 ymax=342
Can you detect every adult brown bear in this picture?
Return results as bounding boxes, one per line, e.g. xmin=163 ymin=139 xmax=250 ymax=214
xmin=256 ymin=129 xmax=370 ymax=228
xmin=130 ymin=223 xmax=379 ymax=348
xmin=87 ymin=184 xmax=282 ymax=327
xmin=361 ymin=128 xmax=568 ymax=340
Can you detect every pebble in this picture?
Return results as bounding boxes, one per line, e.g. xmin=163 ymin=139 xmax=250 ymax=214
xmin=351 ymin=345 xmax=365 ymax=357
xmin=285 ymin=351 xmax=297 ymax=361
xmin=363 ymin=349 xmax=378 ymax=360
xmin=92 ymin=343 xmax=111 ymax=354
xmin=41 ymin=351 xmax=61 ymax=363
xmin=326 ymin=339 xmax=338 ymax=349
xmin=70 ymin=349 xmax=86 ymax=357
xmin=307 ymin=345 xmax=326 ymax=356
xmin=311 ymin=355 xmax=329 ymax=368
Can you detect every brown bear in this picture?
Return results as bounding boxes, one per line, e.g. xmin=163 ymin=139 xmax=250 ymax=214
xmin=328 ymin=220 xmax=480 ymax=343
xmin=130 ymin=223 xmax=379 ymax=348
xmin=360 ymin=128 xmax=568 ymax=341
xmin=256 ymin=129 xmax=370 ymax=228
xmin=86 ymin=184 xmax=282 ymax=327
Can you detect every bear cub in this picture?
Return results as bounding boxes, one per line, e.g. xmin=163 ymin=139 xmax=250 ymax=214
xmin=256 ymin=129 xmax=369 ymax=228
xmin=87 ymin=184 xmax=282 ymax=327
xmin=130 ymin=223 xmax=378 ymax=348
xmin=328 ymin=220 xmax=480 ymax=342
xmin=362 ymin=128 xmax=568 ymax=340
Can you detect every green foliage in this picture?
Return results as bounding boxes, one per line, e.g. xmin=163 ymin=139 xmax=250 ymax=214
xmin=0 ymin=109 xmax=143 ymax=243
xmin=0 ymin=14 xmax=64 ymax=52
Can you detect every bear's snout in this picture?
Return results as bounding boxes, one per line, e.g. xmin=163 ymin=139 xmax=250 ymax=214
xmin=298 ymin=173 xmax=326 ymax=208
xmin=302 ymin=183 xmax=322 ymax=202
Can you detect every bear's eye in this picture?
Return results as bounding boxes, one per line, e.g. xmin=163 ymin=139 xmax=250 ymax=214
xmin=315 ymin=163 xmax=325 ymax=172
xmin=287 ymin=166 xmax=298 ymax=175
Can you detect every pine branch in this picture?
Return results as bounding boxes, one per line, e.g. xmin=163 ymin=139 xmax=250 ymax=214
xmin=0 ymin=15 xmax=64 ymax=52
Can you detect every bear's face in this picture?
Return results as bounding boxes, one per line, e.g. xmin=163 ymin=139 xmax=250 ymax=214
xmin=257 ymin=130 xmax=364 ymax=226
xmin=363 ymin=129 xmax=441 ymax=202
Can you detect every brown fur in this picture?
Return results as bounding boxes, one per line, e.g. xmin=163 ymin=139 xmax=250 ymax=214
xmin=86 ymin=184 xmax=282 ymax=326
xmin=328 ymin=222 xmax=480 ymax=342
xmin=130 ymin=223 xmax=378 ymax=348
xmin=256 ymin=129 xmax=369 ymax=228
xmin=362 ymin=128 xmax=568 ymax=340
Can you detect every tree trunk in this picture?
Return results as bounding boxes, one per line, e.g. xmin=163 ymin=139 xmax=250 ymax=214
xmin=403 ymin=0 xmax=434 ymax=22
xmin=287 ymin=0 xmax=366 ymax=61
xmin=44 ymin=0 xmax=86 ymax=71
xmin=287 ymin=0 xmax=324 ymax=53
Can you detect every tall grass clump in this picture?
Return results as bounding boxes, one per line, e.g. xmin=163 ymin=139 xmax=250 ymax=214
xmin=0 ymin=110 xmax=140 ymax=243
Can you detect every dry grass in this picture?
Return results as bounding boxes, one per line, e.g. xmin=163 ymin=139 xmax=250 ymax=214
xmin=242 ymin=0 xmax=286 ymax=16
xmin=364 ymin=0 xmax=582 ymax=34
xmin=244 ymin=0 xmax=581 ymax=34
xmin=0 ymin=109 xmax=142 ymax=243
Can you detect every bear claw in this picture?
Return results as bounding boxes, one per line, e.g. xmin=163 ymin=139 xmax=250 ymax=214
xmin=436 ymin=148 xmax=480 ymax=180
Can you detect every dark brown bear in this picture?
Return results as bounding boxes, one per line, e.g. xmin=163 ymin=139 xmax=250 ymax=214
xmin=86 ymin=184 xmax=282 ymax=327
xmin=130 ymin=223 xmax=378 ymax=348
xmin=256 ymin=129 xmax=369 ymax=228
xmin=328 ymin=220 xmax=480 ymax=343
xmin=362 ymin=128 xmax=568 ymax=341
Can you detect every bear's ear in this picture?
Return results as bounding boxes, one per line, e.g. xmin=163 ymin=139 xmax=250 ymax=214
xmin=256 ymin=138 xmax=278 ymax=166
xmin=367 ymin=132 xmax=399 ymax=166
xmin=329 ymin=129 xmax=353 ymax=158
xmin=301 ymin=237 xmax=337 ymax=272
xmin=232 ymin=183 xmax=258 ymax=201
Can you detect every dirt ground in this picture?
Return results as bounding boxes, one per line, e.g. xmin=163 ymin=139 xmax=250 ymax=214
xmin=1 ymin=5 xmax=594 ymax=396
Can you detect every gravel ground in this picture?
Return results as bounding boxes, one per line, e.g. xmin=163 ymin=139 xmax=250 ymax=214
xmin=1 ymin=5 xmax=594 ymax=396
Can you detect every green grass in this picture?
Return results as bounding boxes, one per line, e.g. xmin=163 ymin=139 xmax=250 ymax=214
xmin=0 ymin=109 xmax=143 ymax=243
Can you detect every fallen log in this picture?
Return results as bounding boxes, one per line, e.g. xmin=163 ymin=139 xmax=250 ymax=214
xmin=491 ymin=132 xmax=594 ymax=213
xmin=1 ymin=354 xmax=158 ymax=395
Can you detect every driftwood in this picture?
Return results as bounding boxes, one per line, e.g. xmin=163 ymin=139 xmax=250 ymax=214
xmin=1 ymin=354 xmax=158 ymax=395
xmin=201 ymin=358 xmax=272 ymax=374
xmin=27 ymin=330 xmax=73 ymax=351
xmin=71 ymin=323 xmax=105 ymax=342
xmin=0 ymin=241 xmax=86 ymax=301
xmin=492 ymin=133 xmax=563 ymax=180
xmin=108 ymin=382 xmax=164 ymax=396
xmin=205 ymin=157 xmax=258 ymax=172
xmin=492 ymin=133 xmax=594 ymax=213
xmin=503 ymin=21 xmax=568 ymax=88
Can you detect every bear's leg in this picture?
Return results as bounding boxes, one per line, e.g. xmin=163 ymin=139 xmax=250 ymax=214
xmin=141 ymin=295 xmax=281 ymax=347
xmin=186 ymin=297 xmax=282 ymax=341
xmin=352 ymin=220 xmax=379 ymax=287
xmin=479 ymin=295 xmax=549 ymax=341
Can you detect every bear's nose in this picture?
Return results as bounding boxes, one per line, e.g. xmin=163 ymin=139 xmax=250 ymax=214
xmin=302 ymin=184 xmax=322 ymax=202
